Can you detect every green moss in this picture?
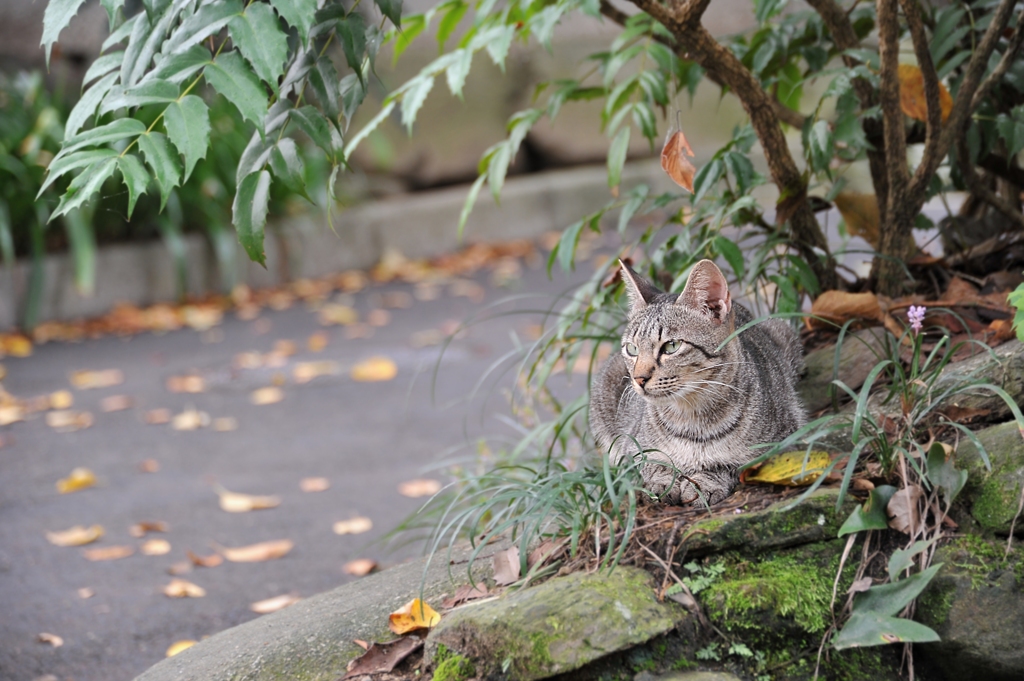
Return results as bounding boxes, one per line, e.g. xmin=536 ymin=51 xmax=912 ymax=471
xmin=433 ymin=644 xmax=475 ymax=681
xmin=972 ymin=476 xmax=1023 ymax=532
xmin=944 ymin=534 xmax=1022 ymax=589
xmin=917 ymin=578 xmax=956 ymax=626
xmin=670 ymin=656 xmax=697 ymax=671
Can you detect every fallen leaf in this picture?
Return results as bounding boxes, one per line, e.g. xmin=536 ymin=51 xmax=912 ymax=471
xmin=414 ymin=282 xmax=441 ymax=301
xmin=77 ymin=587 xmax=95 ymax=599
xmin=380 ymin=291 xmax=413 ymax=309
xmin=448 ymin=279 xmax=485 ymax=302
xmin=350 ymin=356 xmax=398 ymax=382
xmin=0 ymin=333 xmax=32 ymax=357
xmin=409 ymin=329 xmax=444 ymax=348
xmin=318 ymin=304 xmax=358 ymax=326
xmin=938 ymin=405 xmax=991 ymax=423
xmin=166 ymin=375 xmax=206 ymax=393
xmin=336 ymin=270 xmax=368 ymax=293
xmin=0 ymin=404 xmax=24 ymax=425
xmin=493 ymin=546 xmax=521 ymax=586
xmin=47 ymin=525 xmax=104 ymax=547
xmin=213 ymin=417 xmax=238 ymax=432
xmin=82 ymin=545 xmax=134 ymax=561
xmin=897 ymin=63 xmax=952 ymax=123
xmin=69 ymin=369 xmax=124 ymax=389
xmin=809 ymin=291 xmax=884 ymax=329
xmin=172 ymin=408 xmax=210 ymax=431
xmin=293 ymin=361 xmax=339 ymax=384
xmin=740 ymin=451 xmax=832 ymax=487
xmin=343 ymin=558 xmax=378 ymax=576
xmin=273 ymin=339 xmax=297 ymax=357
xmin=441 ymin=584 xmax=491 ymax=609
xmin=100 ymin=395 xmax=133 ymax=412
xmin=343 ymin=637 xmax=423 ymax=679
xmin=851 ymin=478 xmax=876 ymax=491
xmin=130 ymin=520 xmax=167 ymax=536
xmin=250 ymin=593 xmax=301 ymax=614
xmin=56 ymin=467 xmax=97 ymax=493
xmin=49 ymin=390 xmax=74 ymax=409
xmin=37 ymin=632 xmax=63 ymax=647
xmin=182 ymin=305 xmax=223 ymax=331
xmin=167 ymin=561 xmax=193 ymax=575
xmin=165 ymin=640 xmax=197 ymax=657
xmin=354 ymin=639 xmax=370 ymax=650
xmin=307 ymin=331 xmax=329 ymax=352
xmin=887 ymin=485 xmax=925 ymax=534
xmin=186 ymin=550 xmax=223 ymax=568
xmin=215 ymin=485 xmax=281 ymax=513
xmin=139 ymin=458 xmax=161 ymax=473
xmin=141 ymin=539 xmax=172 ymax=556
xmin=527 ymin=539 xmax=567 ymax=570
xmin=833 ymin=193 xmax=881 ymax=248
xmin=220 ymin=539 xmax=294 ymax=563
xmin=333 ymin=517 xmax=373 ymax=535
xmin=45 ymin=410 xmax=93 ymax=431
xmin=848 ymin=577 xmax=873 ymax=594
xmin=251 ymin=386 xmax=284 ymax=405
xmin=163 ymin=578 xmax=206 ymax=598
xmin=344 ymin=324 xmax=374 ymax=339
xmin=145 ymin=409 xmax=172 ymax=424
xmin=299 ymin=477 xmax=330 ymax=492
xmin=661 ymin=128 xmax=697 ymax=192
xmin=366 ymin=309 xmax=391 ymax=327
xmin=397 ymin=479 xmax=442 ymax=498
xmin=388 ymin=598 xmax=441 ymax=635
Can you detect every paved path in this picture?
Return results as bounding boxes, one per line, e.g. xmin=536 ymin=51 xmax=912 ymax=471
xmin=0 ymin=250 xmax=593 ymax=681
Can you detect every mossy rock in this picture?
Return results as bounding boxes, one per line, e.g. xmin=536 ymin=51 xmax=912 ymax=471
xmin=954 ymin=420 xmax=1024 ymax=535
xmin=917 ymin=536 xmax=1024 ymax=681
xmin=682 ymin=488 xmax=856 ymax=558
xmin=798 ymin=329 xmax=885 ymax=413
xmin=424 ymin=566 xmax=690 ymax=680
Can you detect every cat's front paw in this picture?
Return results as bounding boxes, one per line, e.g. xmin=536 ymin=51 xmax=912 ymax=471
xmin=645 ymin=468 xmax=736 ymax=507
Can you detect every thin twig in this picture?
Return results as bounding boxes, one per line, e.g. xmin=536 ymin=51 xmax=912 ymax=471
xmin=1006 ymin=483 xmax=1024 ymax=558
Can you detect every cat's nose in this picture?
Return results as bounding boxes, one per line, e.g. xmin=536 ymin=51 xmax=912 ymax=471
xmin=634 ymin=374 xmax=650 ymax=387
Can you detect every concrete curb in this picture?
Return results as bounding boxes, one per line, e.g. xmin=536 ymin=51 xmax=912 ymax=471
xmin=0 ymin=160 xmax=673 ymax=330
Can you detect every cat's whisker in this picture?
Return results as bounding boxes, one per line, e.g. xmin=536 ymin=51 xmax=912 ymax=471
xmin=690 ymin=379 xmax=747 ymax=395
xmin=692 ymin=361 xmax=751 ymax=374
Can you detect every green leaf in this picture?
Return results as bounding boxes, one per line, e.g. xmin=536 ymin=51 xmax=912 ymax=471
xmin=121 ymin=1 xmax=177 ymax=87
xmin=51 ymin=157 xmax=118 ymax=220
xmin=557 ymin=219 xmax=586 ymax=273
xmin=345 ymin=100 xmax=395 ymax=158
xmin=270 ymin=0 xmax=317 ymax=45
xmin=692 ymin=158 xmax=724 ymax=205
xmin=724 ymin=151 xmax=756 ymax=194
xmin=393 ymin=14 xmax=425 ymax=64
xmin=0 ymin=203 xmax=14 ymax=269
xmin=458 ymin=173 xmax=486 ymax=240
xmin=233 ymin=170 xmax=271 ymax=266
xmin=165 ymin=0 xmax=244 ymax=55
xmin=39 ymin=148 xmax=119 ymax=196
xmin=808 ymin=119 xmax=833 ymax=173
xmin=236 ymin=132 xmax=275 ymax=184
xmin=833 ymin=611 xmax=940 ymax=650
xmin=84 ymin=51 xmax=123 ymax=86
xmin=925 ymin=442 xmax=967 ymax=505
xmin=445 ymin=49 xmax=472 ymax=98
xmin=486 ymin=142 xmax=511 ymax=203
xmin=714 ymin=236 xmax=745 ymax=279
xmin=607 ymin=126 xmax=630 ymax=190
xmin=41 ymin=0 xmax=89 ymax=67
xmin=996 ymin=109 xmax=1024 ymax=159
xmin=308 ymin=56 xmax=342 ymax=122
xmin=137 ymin=131 xmax=182 ymax=209
xmin=340 ymin=74 xmax=367 ymax=127
xmin=205 ymin=50 xmax=269 ymax=131
xmin=101 ymin=79 xmax=179 ymax=114
xmin=617 ymin=185 xmax=648 ymax=234
xmin=484 ymin=25 xmax=516 ymax=71
xmin=437 ymin=1 xmax=466 ymax=52
xmin=290 ymin=106 xmax=340 ymax=161
xmin=102 ymin=13 xmax=138 ymax=52
xmin=754 ymin=0 xmax=787 ymax=25
xmin=374 ymin=0 xmax=403 ymax=28
xmin=838 ymin=485 xmax=897 ymax=537
xmin=230 ymin=2 xmax=289 ymax=92
xmin=148 ymin=45 xmax=211 ymax=84
xmin=337 ymin=13 xmax=368 ymax=75
xmin=100 ymin=0 xmax=125 ymax=30
xmin=853 ymin=563 xmax=944 ymax=618
xmin=65 ymin=71 xmax=119 ymax=138
xmin=888 ymin=538 xmax=938 ymax=582
xmin=57 ymin=118 xmax=147 ymax=159
xmin=63 ymin=208 xmax=97 ymax=295
xmin=269 ymin=138 xmax=309 ymax=201
xmin=116 ymin=154 xmax=150 ymax=219
xmin=401 ymin=76 xmax=434 ymax=135
xmin=164 ymin=95 xmax=210 ymax=182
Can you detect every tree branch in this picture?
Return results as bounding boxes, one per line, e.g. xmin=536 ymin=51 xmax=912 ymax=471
xmin=970 ymin=6 xmax=1024 ymax=112
xmin=899 ymin=0 xmax=942 ymax=157
xmin=876 ymin=0 xmax=908 ymax=216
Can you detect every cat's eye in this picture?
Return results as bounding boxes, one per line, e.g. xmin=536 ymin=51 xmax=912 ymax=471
xmin=624 ymin=342 xmax=639 ymax=357
xmin=662 ymin=340 xmax=682 ymax=354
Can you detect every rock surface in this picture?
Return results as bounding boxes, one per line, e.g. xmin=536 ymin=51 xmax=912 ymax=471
xmin=797 ymin=329 xmax=886 ymax=413
xmin=954 ymin=420 xmax=1024 ymax=534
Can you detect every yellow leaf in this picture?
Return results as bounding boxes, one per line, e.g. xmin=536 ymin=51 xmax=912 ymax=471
xmin=213 ymin=417 xmax=238 ymax=432
xmin=69 ymin=368 xmax=124 ymax=389
xmin=100 ymin=394 xmax=133 ymax=412
xmin=56 ymin=467 xmax=97 ymax=493
xmin=166 ymin=375 xmax=206 ymax=393
xmin=343 ymin=558 xmax=377 ymax=576
xmin=47 ymin=525 xmax=104 ymax=547
xmin=293 ymin=361 xmax=339 ymax=384
xmin=388 ymin=598 xmax=441 ymax=635
xmin=741 ymin=451 xmax=832 ymax=487
xmin=163 ymin=578 xmax=206 ymax=598
xmin=251 ymin=386 xmax=284 ymax=405
xmin=165 ymin=640 xmax=197 ymax=657
xmin=318 ymin=303 xmax=358 ymax=326
xmin=49 ymin=390 xmax=74 ymax=409
xmin=220 ymin=539 xmax=293 ymax=562
xmin=299 ymin=477 xmax=330 ymax=492
xmin=171 ymin=408 xmax=210 ymax=431
xmin=38 ymin=632 xmax=63 ymax=647
xmin=307 ymin=331 xmax=329 ymax=352
xmin=333 ymin=517 xmax=373 ymax=535
xmin=82 ymin=544 xmax=134 ymax=561
xmin=141 ymin=538 xmax=171 ymax=556
xmin=0 ymin=404 xmax=24 ymax=426
xmin=398 ymin=479 xmax=442 ymax=498
xmin=215 ymin=485 xmax=281 ymax=513
xmin=45 ymin=410 xmax=93 ymax=431
xmin=897 ymin=64 xmax=953 ymax=123
xmin=832 ymin=193 xmax=881 ymax=248
xmin=350 ymin=357 xmax=397 ymax=382
xmin=0 ymin=334 xmax=32 ymax=357
xmin=250 ymin=593 xmax=301 ymax=614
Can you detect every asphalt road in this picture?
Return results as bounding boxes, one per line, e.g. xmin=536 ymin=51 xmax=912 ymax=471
xmin=0 ymin=250 xmax=594 ymax=681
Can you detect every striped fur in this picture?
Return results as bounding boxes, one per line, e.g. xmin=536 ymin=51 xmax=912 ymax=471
xmin=589 ymin=260 xmax=806 ymax=505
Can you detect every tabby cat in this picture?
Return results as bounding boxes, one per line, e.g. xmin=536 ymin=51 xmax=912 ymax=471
xmin=589 ymin=259 xmax=806 ymax=505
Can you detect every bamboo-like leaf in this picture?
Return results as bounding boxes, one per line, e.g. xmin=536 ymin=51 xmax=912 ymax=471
xmin=458 ymin=173 xmax=486 ymax=239
xmin=52 ymin=157 xmax=118 ymax=220
xmin=41 ymin=0 xmax=89 ymax=67
xmin=102 ymin=13 xmax=138 ymax=52
xmin=117 ymin=154 xmax=150 ymax=219
xmin=344 ymin=100 xmax=395 ymax=158
xmin=101 ymin=79 xmax=179 ymax=114
xmin=445 ymin=49 xmax=472 ymax=98
xmin=121 ymin=1 xmax=177 ymax=87
xmin=230 ymin=2 xmax=289 ymax=92
xmin=65 ymin=72 xmax=119 ymax=139
xmin=269 ymin=0 xmax=317 ymax=45
xmin=607 ymin=125 xmax=630 ymax=190
xmin=163 ymin=95 xmax=210 ymax=183
xmin=484 ymin=25 xmax=515 ymax=71
xmin=486 ymin=142 xmax=511 ymax=202
xmin=233 ymin=170 xmax=271 ymax=266
xmin=205 ymin=50 xmax=269 ymax=131
xmin=39 ymin=148 xmax=119 ymax=197
xmin=83 ymin=51 xmax=123 ymax=86
xmin=340 ymin=74 xmax=366 ymax=127
xmin=401 ymin=76 xmax=434 ymax=135
xmin=137 ymin=132 xmax=182 ymax=209
xmin=165 ymin=0 xmax=244 ymax=55
xmin=392 ymin=14 xmax=425 ymax=63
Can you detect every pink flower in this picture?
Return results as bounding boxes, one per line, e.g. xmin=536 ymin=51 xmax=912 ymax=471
xmin=907 ymin=305 xmax=926 ymax=334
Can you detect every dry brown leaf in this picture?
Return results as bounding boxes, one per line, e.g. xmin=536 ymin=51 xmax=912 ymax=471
xmin=145 ymin=409 xmax=172 ymax=425
xmin=213 ymin=417 xmax=238 ymax=432
xmin=37 ymin=632 xmax=63 ymax=647
xmin=307 ymin=331 xmax=329 ymax=352
xmin=182 ymin=305 xmax=223 ymax=331
xmin=163 ymin=578 xmax=206 ymax=598
xmin=887 ymin=485 xmax=925 ymax=534
xmin=380 ymin=291 xmax=413 ymax=309
xmin=493 ymin=546 xmax=521 ymax=586
xmin=318 ymin=304 xmax=358 ymax=327
xmin=397 ymin=479 xmax=442 ymax=498
xmin=809 ymin=291 xmax=884 ymax=329
xmin=69 ymin=369 xmax=124 ymax=389
xmin=141 ymin=539 xmax=172 ymax=556
xmin=350 ymin=357 xmax=398 ymax=382
xmin=849 ymin=577 xmax=874 ymax=594
xmin=343 ymin=558 xmax=378 ymax=576
xmin=165 ymin=640 xmax=197 ymax=657
xmin=353 ymin=639 xmax=371 ymax=650
xmin=45 ymin=410 xmax=93 ymax=431
xmin=388 ymin=598 xmax=441 ymax=635
xmin=49 ymin=390 xmax=74 ymax=410
xmin=833 ymin=193 xmax=881 ymax=248
xmin=660 ymin=128 xmax=697 ymax=192
xmin=448 ymin=279 xmax=485 ymax=302
xmin=336 ymin=270 xmax=368 ymax=293
xmin=167 ymin=560 xmax=193 ymax=575
xmin=273 ymin=339 xmax=297 ymax=357
xmin=897 ymin=64 xmax=953 ymax=123
xmin=47 ymin=525 xmax=104 ymax=547
xmin=129 ymin=521 xmax=169 ymax=537
xmin=82 ymin=545 xmax=134 ymax=561
xmin=293 ymin=361 xmax=339 ymax=384
xmin=235 ymin=351 xmax=264 ymax=369
xmin=344 ymin=324 xmax=373 ymax=340
xmin=851 ymin=478 xmax=876 ymax=492
xmin=220 ymin=539 xmax=293 ymax=563
xmin=0 ymin=333 xmax=32 ymax=357
xmin=343 ymin=637 xmax=423 ymax=679
xmin=299 ymin=477 xmax=330 ymax=492
xmin=186 ymin=550 xmax=223 ymax=568
xmin=366 ymin=309 xmax=391 ymax=327
xmin=77 ymin=587 xmax=95 ymax=599
xmin=56 ymin=467 xmax=97 ymax=493
xmin=215 ymin=485 xmax=281 ymax=513
xmin=166 ymin=375 xmax=206 ymax=394
xmin=139 ymin=458 xmax=161 ymax=472
xmin=171 ymin=408 xmax=210 ymax=431
xmin=100 ymin=395 xmax=133 ymax=412
xmin=250 ymin=386 xmax=284 ymax=405
xmin=527 ymin=539 xmax=567 ymax=570
xmin=333 ymin=517 xmax=373 ymax=535
xmin=250 ymin=593 xmax=301 ymax=614
xmin=441 ymin=584 xmax=491 ymax=609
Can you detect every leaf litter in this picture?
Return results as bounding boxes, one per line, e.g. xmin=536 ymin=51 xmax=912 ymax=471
xmin=218 ymin=539 xmax=293 ymax=562
xmin=165 ymin=640 xmax=197 ymax=657
xmin=56 ymin=467 xmax=97 ymax=493
xmin=163 ymin=578 xmax=206 ymax=598
xmin=69 ymin=369 xmax=124 ymax=389
xmin=250 ymin=593 xmax=301 ymax=614
xmin=47 ymin=525 xmax=103 ymax=547
xmin=82 ymin=545 xmax=134 ymax=561
xmin=388 ymin=598 xmax=441 ymax=635
xmin=343 ymin=559 xmax=378 ymax=576
xmin=344 ymin=637 xmax=424 ymax=679
xmin=397 ymin=479 xmax=442 ymax=498
xmin=333 ymin=517 xmax=372 ymax=535
xmin=300 ymin=477 xmax=330 ymax=492
xmin=214 ymin=484 xmax=281 ymax=512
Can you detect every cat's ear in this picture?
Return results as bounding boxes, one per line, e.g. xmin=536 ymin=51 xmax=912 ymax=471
xmin=679 ymin=259 xmax=732 ymax=324
xmin=618 ymin=260 xmax=661 ymax=313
